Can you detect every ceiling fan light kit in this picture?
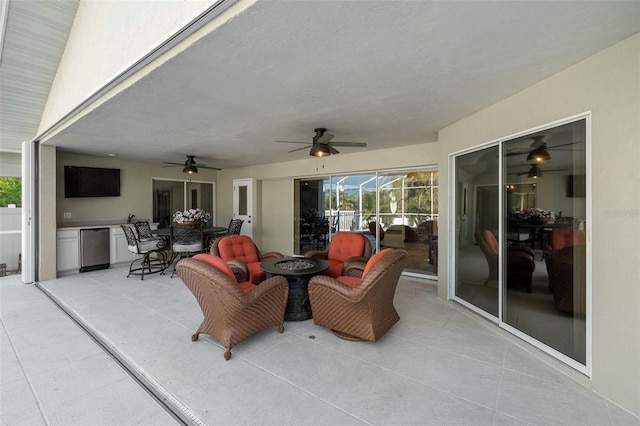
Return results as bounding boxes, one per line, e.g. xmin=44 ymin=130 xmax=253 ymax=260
xmin=528 ymin=165 xmax=543 ymax=178
xmin=309 ymin=144 xmax=331 ymax=157
xmin=526 ymin=146 xmax=551 ymax=163
xmin=183 ymin=164 xmax=198 ymax=174
xmin=162 ymin=155 xmax=221 ymax=174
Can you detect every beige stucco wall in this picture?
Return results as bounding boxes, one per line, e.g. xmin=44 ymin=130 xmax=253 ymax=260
xmin=438 ymin=34 xmax=640 ymax=416
xmin=56 ymin=152 xmax=217 ymax=226
xmin=39 ymin=146 xmax=57 ymax=281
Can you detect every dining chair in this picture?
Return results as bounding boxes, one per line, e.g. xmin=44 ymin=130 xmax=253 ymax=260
xmin=120 ymin=224 xmax=167 ymax=280
xmin=170 ymin=224 xmax=204 ymax=277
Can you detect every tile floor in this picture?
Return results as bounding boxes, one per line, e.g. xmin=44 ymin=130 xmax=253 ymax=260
xmin=1 ymin=265 xmax=638 ymax=425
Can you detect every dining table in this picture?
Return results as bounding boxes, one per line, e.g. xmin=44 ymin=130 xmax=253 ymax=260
xmin=152 ymin=226 xmax=227 ymax=253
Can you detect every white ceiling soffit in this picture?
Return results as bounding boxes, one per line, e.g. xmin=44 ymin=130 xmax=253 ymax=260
xmin=11 ymin=2 xmax=640 ymax=169
xmin=0 ymin=0 xmax=80 ymax=153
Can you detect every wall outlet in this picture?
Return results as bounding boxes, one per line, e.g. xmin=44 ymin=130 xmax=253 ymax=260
xmin=64 ymin=212 xmax=72 ymax=219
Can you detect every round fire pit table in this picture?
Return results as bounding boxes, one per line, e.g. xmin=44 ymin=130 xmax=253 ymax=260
xmin=260 ymin=257 xmax=329 ymax=321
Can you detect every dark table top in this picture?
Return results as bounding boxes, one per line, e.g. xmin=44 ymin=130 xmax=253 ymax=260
xmin=261 ymin=257 xmax=329 ymax=277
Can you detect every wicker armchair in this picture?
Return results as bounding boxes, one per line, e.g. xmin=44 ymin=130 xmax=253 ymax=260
xmin=176 ymin=254 xmax=288 ymax=360
xmin=475 ymin=230 xmax=536 ymax=293
xmin=304 ymin=232 xmax=373 ymax=278
xmin=210 ymin=235 xmax=283 ymax=284
xmin=308 ymin=248 xmax=407 ymax=342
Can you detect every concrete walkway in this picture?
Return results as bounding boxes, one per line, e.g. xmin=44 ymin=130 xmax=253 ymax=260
xmin=1 ymin=265 xmax=638 ymax=425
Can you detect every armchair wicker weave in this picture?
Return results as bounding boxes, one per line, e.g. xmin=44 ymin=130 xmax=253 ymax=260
xmin=308 ymin=248 xmax=407 ymax=342
xmin=210 ymin=235 xmax=284 ymax=284
xmin=176 ymin=254 xmax=288 ymax=360
xmin=304 ymin=231 xmax=373 ymax=278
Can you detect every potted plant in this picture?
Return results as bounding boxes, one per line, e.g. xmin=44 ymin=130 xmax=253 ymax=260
xmin=173 ymin=208 xmax=211 ymax=226
xmin=518 ymin=207 xmax=554 ymax=225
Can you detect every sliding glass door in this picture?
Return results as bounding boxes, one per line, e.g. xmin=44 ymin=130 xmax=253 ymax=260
xmin=452 ymin=116 xmax=588 ymax=370
xmin=152 ymin=178 xmax=215 ymax=228
xmin=453 ymin=145 xmax=500 ymax=317
xmin=293 ymin=169 xmax=438 ymax=276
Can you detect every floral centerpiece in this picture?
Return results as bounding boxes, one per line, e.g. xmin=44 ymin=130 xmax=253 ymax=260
xmin=518 ymin=207 xmax=554 ymax=224
xmin=173 ymin=208 xmax=211 ymax=225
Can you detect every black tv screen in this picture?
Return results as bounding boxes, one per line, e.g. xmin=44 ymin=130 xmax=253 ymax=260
xmin=64 ymin=166 xmax=121 ymax=198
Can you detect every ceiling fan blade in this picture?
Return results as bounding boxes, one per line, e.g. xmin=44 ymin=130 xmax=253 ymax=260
xmin=329 ymin=145 xmax=340 ymax=155
xmin=162 ymin=161 xmax=183 ymax=166
xmin=316 ymin=132 xmax=334 ymax=144
xmin=288 ymin=145 xmax=310 ymax=153
xmin=198 ymin=165 xmax=222 ymax=171
xmin=276 ymin=140 xmax=311 ymax=144
xmin=548 ymin=141 xmax=581 ymax=149
xmin=541 ymin=168 xmax=568 ymax=172
xmin=329 ymin=141 xmax=367 ymax=147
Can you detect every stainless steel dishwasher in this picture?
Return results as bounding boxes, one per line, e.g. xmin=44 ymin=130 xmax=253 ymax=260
xmin=80 ymin=228 xmax=110 ymax=272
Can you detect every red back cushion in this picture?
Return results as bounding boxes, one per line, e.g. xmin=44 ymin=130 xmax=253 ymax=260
xmin=481 ymin=230 xmax=498 ymax=254
xmin=193 ymin=254 xmax=237 ymax=283
xmin=217 ymin=236 xmax=260 ymax=264
xmin=550 ymin=229 xmax=586 ymax=250
xmin=327 ymin=233 xmax=366 ymax=262
xmin=363 ymin=248 xmax=393 ymax=277
xmin=193 ymin=254 xmax=256 ymax=292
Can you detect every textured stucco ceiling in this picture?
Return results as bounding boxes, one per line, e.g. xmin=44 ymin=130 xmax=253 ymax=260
xmin=3 ymin=1 xmax=640 ymax=169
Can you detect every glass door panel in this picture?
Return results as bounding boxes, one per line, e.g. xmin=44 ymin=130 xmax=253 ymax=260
xmin=153 ymin=180 xmax=185 ymax=228
xmin=503 ymin=119 xmax=587 ymax=365
xmin=454 ymin=146 xmax=500 ymax=317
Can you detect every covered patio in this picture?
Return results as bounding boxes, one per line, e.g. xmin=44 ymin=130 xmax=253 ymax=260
xmin=2 ymin=266 xmax=634 ymax=425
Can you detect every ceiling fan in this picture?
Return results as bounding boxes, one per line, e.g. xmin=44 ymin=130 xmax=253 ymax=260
xmin=506 ymin=135 xmax=581 ymax=163
xmin=162 ymin=155 xmax=221 ymax=174
xmin=276 ymin=128 xmax=367 ymax=157
xmin=508 ymin=164 xmax=567 ymax=178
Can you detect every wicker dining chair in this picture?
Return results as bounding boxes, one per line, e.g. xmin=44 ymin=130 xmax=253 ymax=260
xmin=308 ymin=248 xmax=407 ymax=342
xmin=176 ymin=254 xmax=288 ymax=360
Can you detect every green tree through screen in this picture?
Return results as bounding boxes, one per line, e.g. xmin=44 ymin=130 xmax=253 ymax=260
xmin=0 ymin=177 xmax=21 ymax=207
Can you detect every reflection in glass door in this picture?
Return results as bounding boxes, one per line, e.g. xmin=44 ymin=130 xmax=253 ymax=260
xmin=453 ymin=146 xmax=500 ymax=317
xmin=502 ymin=119 xmax=587 ymax=366
xmin=452 ymin=116 xmax=588 ymax=371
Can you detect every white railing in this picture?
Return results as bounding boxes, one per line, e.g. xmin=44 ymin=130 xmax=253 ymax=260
xmin=0 ymin=207 xmax=21 ymax=272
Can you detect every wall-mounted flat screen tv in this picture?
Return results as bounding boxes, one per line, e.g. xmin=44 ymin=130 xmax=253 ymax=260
xmin=64 ymin=166 xmax=121 ymax=198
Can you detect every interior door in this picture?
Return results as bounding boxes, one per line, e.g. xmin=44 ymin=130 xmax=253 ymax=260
xmin=233 ymin=178 xmax=253 ymax=238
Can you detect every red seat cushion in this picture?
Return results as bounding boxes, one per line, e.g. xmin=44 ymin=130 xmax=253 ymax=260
xmin=337 ymin=276 xmax=361 ymax=288
xmin=193 ymin=254 xmax=237 ymax=283
xmin=237 ymin=281 xmax=257 ymax=293
xmin=363 ymin=248 xmax=393 ymax=277
xmin=247 ymin=262 xmax=266 ymax=284
xmin=327 ymin=233 xmax=366 ymax=262
xmin=217 ymin=236 xmax=260 ymax=264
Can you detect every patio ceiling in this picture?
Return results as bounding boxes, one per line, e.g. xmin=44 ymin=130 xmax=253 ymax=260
xmin=1 ymin=1 xmax=639 ymax=170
